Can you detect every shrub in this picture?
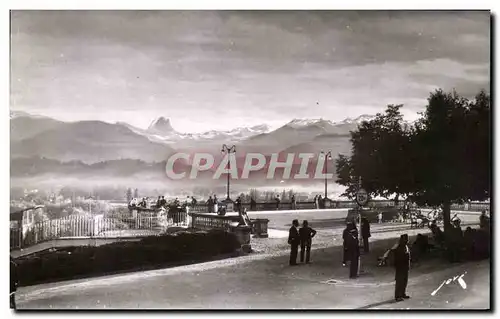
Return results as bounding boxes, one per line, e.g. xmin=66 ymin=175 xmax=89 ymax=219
xmin=16 ymin=229 xmax=240 ymax=287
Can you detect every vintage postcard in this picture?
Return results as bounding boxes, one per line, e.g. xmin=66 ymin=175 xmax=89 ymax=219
xmin=9 ymin=10 xmax=491 ymax=310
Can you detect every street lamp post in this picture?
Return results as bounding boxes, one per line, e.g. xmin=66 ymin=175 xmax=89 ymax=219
xmin=221 ymin=144 xmax=236 ymax=200
xmin=320 ymin=150 xmax=333 ymax=200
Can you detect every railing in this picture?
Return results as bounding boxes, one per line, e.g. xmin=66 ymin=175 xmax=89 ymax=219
xmin=189 ymin=213 xmax=240 ymax=231
xmin=190 ymin=199 xmax=489 ymax=213
xmin=10 ymin=200 xmax=489 ymax=251
xmin=10 ymin=211 xmax=189 ymax=251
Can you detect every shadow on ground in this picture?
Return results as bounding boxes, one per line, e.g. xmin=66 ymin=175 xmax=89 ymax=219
xmin=357 ymin=299 xmax=399 ymax=309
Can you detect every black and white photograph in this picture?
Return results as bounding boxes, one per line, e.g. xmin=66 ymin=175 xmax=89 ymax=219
xmin=8 ymin=9 xmax=491 ymax=310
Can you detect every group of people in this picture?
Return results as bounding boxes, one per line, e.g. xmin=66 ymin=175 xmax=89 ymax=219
xmin=206 ymin=195 xmax=220 ymax=214
xmin=341 ymin=218 xmax=371 ymax=278
xmin=288 ymin=219 xmax=318 ymax=265
xmin=205 ymin=195 xmax=261 ymax=214
xmin=129 ymin=196 xmax=199 ymax=210
xmin=288 ymin=217 xmax=373 ymax=272
xmin=155 ymin=196 xmax=168 ymax=209
xmin=288 ymin=216 xmax=413 ymax=302
xmin=313 ymin=195 xmax=328 ymax=209
xmin=128 ymin=197 xmax=153 ymax=209
xmin=446 ymin=212 xmax=490 ymax=262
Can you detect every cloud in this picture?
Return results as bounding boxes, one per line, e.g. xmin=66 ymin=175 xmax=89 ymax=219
xmin=10 ymin=10 xmax=490 ymax=132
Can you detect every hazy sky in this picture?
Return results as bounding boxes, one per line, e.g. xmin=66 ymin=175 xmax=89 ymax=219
xmin=11 ymin=11 xmax=490 ymax=133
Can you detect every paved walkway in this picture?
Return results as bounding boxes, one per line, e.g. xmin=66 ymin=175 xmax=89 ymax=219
xmin=16 ymin=222 xmax=487 ymax=310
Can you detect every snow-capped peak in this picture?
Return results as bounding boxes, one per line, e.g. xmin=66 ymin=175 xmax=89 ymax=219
xmin=286 ymin=118 xmax=334 ymax=128
xmin=338 ymin=114 xmax=377 ymax=124
xmin=196 ymin=124 xmax=271 ymax=139
xmin=147 ymin=117 xmax=175 ymax=134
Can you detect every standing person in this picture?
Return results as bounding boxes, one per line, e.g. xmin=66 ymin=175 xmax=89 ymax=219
xmin=160 ymin=196 xmax=167 ymax=208
xmin=185 ymin=196 xmax=191 ymax=215
xmin=288 ymin=219 xmax=300 ymax=266
xmin=314 ymin=195 xmax=319 ymax=209
xmin=347 ymin=223 xmax=360 ymax=279
xmin=235 ymin=196 xmax=242 ymax=213
xmin=250 ymin=197 xmax=257 ymax=211
xmin=10 ymin=256 xmax=18 ymax=309
xmin=480 ymin=210 xmax=489 ymax=230
xmin=299 ymin=220 xmax=317 ymax=264
xmin=318 ymin=195 xmax=323 ymax=209
xmin=378 ymin=212 xmax=383 ymax=224
xmin=275 ymin=195 xmax=281 ymax=210
xmin=213 ymin=195 xmax=219 ymax=214
xmin=361 ymin=217 xmax=371 ymax=254
xmin=206 ymin=196 xmax=214 ymax=214
xmin=156 ymin=196 xmax=161 ymax=209
xmin=394 ymin=234 xmax=411 ymax=301
xmin=291 ymin=194 xmax=296 ymax=210
xmin=342 ymin=222 xmax=352 ymax=267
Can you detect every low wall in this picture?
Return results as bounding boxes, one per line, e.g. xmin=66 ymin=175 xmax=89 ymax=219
xmin=189 ymin=200 xmax=490 ymax=213
xmin=189 ymin=213 xmax=240 ymax=231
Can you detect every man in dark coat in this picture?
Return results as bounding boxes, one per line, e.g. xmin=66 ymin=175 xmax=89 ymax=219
xmin=250 ymin=197 xmax=257 ymax=211
xmin=394 ymin=234 xmax=411 ymax=301
xmin=479 ymin=210 xmax=489 ymax=230
xmin=206 ymin=196 xmax=214 ymax=214
xmin=288 ymin=219 xmax=300 ymax=266
xmin=10 ymin=256 xmax=18 ymax=309
xmin=291 ymin=194 xmax=296 ymax=210
xmin=346 ymin=223 xmax=360 ymax=278
xmin=342 ymin=222 xmax=352 ymax=266
xmin=299 ymin=220 xmax=317 ymax=264
xmin=235 ymin=196 xmax=242 ymax=213
xmin=361 ymin=217 xmax=371 ymax=253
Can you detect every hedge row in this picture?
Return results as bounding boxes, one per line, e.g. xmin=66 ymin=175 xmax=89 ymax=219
xmin=16 ymin=229 xmax=241 ymax=287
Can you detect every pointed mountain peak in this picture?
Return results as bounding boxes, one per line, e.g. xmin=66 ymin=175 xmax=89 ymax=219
xmin=147 ymin=117 xmax=175 ymax=134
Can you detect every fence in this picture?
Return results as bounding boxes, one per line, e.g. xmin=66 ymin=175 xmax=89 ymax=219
xmin=10 ymin=211 xmax=189 ymax=251
xmin=10 ymin=200 xmax=489 ymax=251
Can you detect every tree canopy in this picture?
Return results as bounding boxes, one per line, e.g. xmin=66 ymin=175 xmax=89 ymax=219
xmin=336 ymin=104 xmax=414 ymax=201
xmin=336 ymin=89 xmax=491 ymax=234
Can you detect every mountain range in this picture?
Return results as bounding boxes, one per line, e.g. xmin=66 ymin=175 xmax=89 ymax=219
xmin=10 ymin=111 xmax=377 ymax=187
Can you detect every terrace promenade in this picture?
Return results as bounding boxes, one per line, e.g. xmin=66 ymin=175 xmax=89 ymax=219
xmin=16 ymin=216 xmax=488 ymax=309
xmin=11 ymin=205 xmax=483 ymax=258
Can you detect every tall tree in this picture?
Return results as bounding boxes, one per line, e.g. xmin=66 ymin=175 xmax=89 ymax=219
xmin=336 ymin=104 xmax=413 ymax=200
xmin=411 ymin=89 xmax=490 ymax=235
xmin=336 ymin=89 xmax=490 ymax=238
